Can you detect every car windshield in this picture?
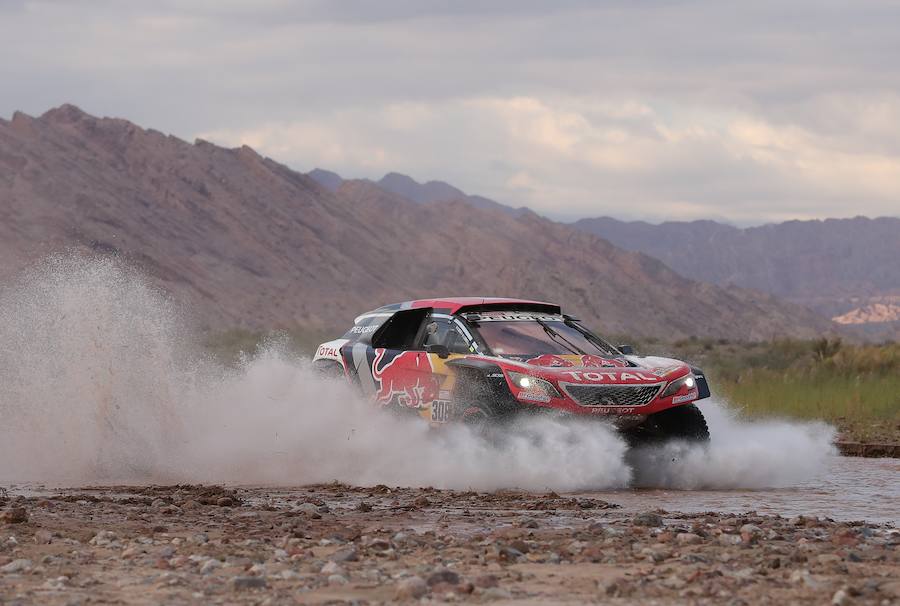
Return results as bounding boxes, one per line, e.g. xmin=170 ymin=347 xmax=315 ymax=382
xmin=473 ymin=315 xmax=618 ymax=357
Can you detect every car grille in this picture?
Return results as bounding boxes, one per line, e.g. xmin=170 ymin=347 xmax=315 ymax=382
xmin=562 ymin=383 xmax=662 ymax=407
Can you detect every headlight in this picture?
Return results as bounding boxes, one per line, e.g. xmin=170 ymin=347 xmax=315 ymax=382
xmin=507 ymin=371 xmax=561 ymax=401
xmin=661 ymin=374 xmax=696 ymax=398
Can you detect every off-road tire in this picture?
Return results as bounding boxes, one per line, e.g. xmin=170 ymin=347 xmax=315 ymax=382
xmin=627 ymin=404 xmax=710 ymax=445
xmin=653 ymin=404 xmax=710 ymax=442
xmin=452 ymin=368 xmax=518 ymax=442
xmin=459 ymin=400 xmax=510 ymax=444
xmin=313 ymin=360 xmax=345 ymax=379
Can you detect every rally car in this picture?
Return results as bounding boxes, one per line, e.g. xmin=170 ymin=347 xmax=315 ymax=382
xmin=313 ymin=298 xmax=711 ymax=443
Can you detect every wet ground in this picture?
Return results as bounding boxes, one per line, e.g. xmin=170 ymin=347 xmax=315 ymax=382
xmin=577 ymin=456 xmax=900 ymax=526
xmin=1 ymin=469 xmax=898 ymax=604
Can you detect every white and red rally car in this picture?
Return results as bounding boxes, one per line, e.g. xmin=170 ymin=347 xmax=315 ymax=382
xmin=314 ymin=298 xmax=711 ymax=443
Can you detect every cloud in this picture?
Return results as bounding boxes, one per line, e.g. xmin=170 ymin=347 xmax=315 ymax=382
xmin=2 ymin=1 xmax=900 ymax=223
xmin=201 ymin=94 xmax=900 ymax=223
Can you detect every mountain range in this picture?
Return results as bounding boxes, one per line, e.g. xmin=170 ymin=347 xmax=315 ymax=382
xmin=312 ymin=172 xmax=900 ymax=340
xmin=0 ymin=105 xmax=833 ymax=341
xmin=309 ymin=168 xmax=528 ymax=217
xmin=571 ymin=217 xmax=900 ymax=340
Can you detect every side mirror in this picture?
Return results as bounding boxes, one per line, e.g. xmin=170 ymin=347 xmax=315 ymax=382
xmin=618 ymin=344 xmax=635 ymax=355
xmin=425 ymin=344 xmax=450 ymax=359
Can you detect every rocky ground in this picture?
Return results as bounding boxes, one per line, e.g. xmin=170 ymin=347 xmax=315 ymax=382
xmin=0 ymin=484 xmax=898 ymax=605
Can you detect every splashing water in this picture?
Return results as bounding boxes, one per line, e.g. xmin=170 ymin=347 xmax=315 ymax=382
xmin=628 ymin=404 xmax=836 ymax=489
xmin=0 ymin=256 xmax=836 ymax=491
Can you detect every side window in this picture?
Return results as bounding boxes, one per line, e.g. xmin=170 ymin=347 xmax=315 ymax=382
xmin=421 ymin=318 xmax=474 ymax=354
xmin=371 ymin=308 xmax=430 ymax=350
xmin=445 ymin=328 xmax=472 ymax=354
xmin=422 ymin=319 xmax=453 ymax=348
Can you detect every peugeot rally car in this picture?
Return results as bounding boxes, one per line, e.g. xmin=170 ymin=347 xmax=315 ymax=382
xmin=313 ymin=298 xmax=711 ymax=443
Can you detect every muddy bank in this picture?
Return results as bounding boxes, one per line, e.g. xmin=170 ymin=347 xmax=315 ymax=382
xmin=836 ymin=442 xmax=900 ymax=458
xmin=1 ymin=484 xmax=898 ymax=604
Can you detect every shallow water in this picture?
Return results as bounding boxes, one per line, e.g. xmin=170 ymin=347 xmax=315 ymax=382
xmin=577 ymin=455 xmax=899 ymax=525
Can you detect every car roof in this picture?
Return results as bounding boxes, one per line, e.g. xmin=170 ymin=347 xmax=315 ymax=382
xmin=368 ymin=297 xmax=561 ymax=315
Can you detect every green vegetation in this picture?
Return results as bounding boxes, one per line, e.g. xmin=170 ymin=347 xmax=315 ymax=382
xmin=664 ymin=338 xmax=900 ymax=444
xmin=203 ymin=327 xmax=330 ymax=366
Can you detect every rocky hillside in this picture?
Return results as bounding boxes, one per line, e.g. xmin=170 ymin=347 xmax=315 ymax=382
xmin=0 ymin=105 xmax=832 ymax=340
xmin=308 ymin=169 xmax=527 ymax=217
xmin=572 ymin=216 xmax=900 ymax=330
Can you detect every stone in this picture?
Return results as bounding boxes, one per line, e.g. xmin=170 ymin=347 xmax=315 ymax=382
xmin=1 ymin=559 xmax=32 ymax=573
xmin=330 ymin=547 xmax=359 ymax=562
xmin=718 ymin=534 xmax=742 ymax=546
xmin=296 ymin=502 xmax=319 ymax=515
xmin=427 ymin=568 xmax=460 ymax=586
xmin=232 ymin=576 xmax=268 ymax=590
xmin=633 ymin=512 xmax=664 ymax=527
xmin=1 ymin=508 xmax=28 ymax=524
xmin=831 ymin=587 xmax=849 ymax=605
xmin=328 ymin=574 xmax=349 ymax=585
xmin=498 ymin=545 xmax=524 ymax=561
xmin=740 ymin=524 xmax=762 ymax=544
xmin=483 ymin=587 xmax=513 ymax=600
xmin=216 ymin=497 xmax=235 ymax=507
xmin=879 ymin=581 xmax=900 ymax=599
xmin=473 ymin=574 xmax=499 ymax=588
xmin=662 ymin=575 xmax=687 ymax=589
xmin=89 ymin=531 xmax=118 ymax=546
xmin=368 ymin=538 xmax=391 ymax=551
xmin=641 ymin=547 xmax=671 ymax=563
xmin=676 ymin=532 xmax=702 ymax=545
xmin=599 ymin=579 xmax=628 ymax=597
xmin=509 ymin=539 xmax=530 ymax=554
xmin=395 ymin=576 xmax=428 ymax=600
xmin=33 ymin=530 xmax=53 ymax=544
xmin=320 ymin=561 xmax=344 ymax=576
xmin=200 ymin=559 xmax=222 ymax=575
xmin=789 ymin=569 xmax=822 ymax=590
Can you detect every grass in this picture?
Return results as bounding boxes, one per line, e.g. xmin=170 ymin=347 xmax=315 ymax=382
xmin=663 ymin=339 xmax=900 ymax=444
xmin=203 ymin=326 xmax=330 ymax=366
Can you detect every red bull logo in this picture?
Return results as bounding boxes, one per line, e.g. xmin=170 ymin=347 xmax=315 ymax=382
xmin=372 ymin=349 xmax=440 ymax=408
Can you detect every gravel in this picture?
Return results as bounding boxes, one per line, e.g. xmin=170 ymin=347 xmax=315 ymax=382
xmin=0 ymin=483 xmax=895 ymax=605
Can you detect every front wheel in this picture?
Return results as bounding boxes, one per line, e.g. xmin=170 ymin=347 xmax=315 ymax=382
xmin=626 ymin=404 xmax=710 ymax=445
xmin=459 ymin=401 xmax=512 ymax=445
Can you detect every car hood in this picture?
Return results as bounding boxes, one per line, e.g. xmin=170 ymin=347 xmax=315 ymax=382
xmin=491 ymin=353 xmax=690 ymax=384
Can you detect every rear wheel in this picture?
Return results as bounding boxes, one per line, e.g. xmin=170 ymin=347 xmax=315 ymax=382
xmin=313 ymin=360 xmax=345 ymax=379
xmin=627 ymin=404 xmax=709 ymax=445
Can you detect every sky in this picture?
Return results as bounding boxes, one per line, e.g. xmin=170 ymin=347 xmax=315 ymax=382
xmin=2 ymin=0 xmax=900 ymax=224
